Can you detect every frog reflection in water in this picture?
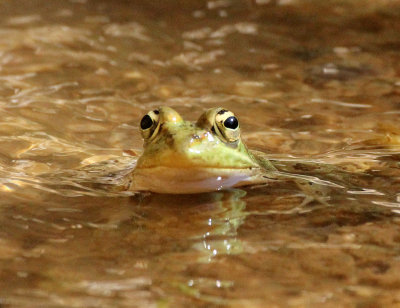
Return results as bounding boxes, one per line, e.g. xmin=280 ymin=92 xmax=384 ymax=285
xmin=130 ymin=107 xmax=330 ymax=204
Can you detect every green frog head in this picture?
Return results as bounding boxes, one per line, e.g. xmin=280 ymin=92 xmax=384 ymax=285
xmin=131 ymin=106 xmax=268 ymax=193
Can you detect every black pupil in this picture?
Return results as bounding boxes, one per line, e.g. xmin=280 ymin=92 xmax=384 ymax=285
xmin=224 ymin=116 xmax=238 ymax=129
xmin=140 ymin=114 xmax=153 ymax=130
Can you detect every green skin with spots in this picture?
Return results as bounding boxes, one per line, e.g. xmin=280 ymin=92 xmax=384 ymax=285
xmin=136 ymin=121 xmax=258 ymax=170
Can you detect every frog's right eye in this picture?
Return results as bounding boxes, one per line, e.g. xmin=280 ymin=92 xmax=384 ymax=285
xmin=140 ymin=110 xmax=160 ymax=140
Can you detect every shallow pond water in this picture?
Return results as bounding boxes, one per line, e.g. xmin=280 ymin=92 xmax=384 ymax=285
xmin=1 ymin=0 xmax=400 ymax=307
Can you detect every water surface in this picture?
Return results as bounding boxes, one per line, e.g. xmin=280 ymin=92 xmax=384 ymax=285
xmin=1 ymin=0 xmax=400 ymax=307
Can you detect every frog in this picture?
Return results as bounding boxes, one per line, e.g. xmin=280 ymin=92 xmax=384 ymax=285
xmin=129 ymin=106 xmax=274 ymax=194
xmin=129 ymin=106 xmax=333 ymax=204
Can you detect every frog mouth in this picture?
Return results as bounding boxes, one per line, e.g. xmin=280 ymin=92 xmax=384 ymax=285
xmin=130 ymin=166 xmax=264 ymax=194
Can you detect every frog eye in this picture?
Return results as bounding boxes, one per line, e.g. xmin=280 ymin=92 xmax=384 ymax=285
xmin=214 ymin=109 xmax=240 ymax=142
xmin=140 ymin=109 xmax=160 ymax=140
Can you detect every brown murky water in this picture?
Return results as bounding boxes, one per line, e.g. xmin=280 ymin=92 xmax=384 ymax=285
xmin=1 ymin=0 xmax=400 ymax=306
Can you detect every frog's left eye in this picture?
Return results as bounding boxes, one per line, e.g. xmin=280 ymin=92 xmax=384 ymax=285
xmin=214 ymin=109 xmax=240 ymax=142
xmin=140 ymin=109 xmax=160 ymax=140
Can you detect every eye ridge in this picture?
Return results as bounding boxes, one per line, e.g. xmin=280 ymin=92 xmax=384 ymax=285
xmin=224 ymin=116 xmax=238 ymax=129
xmin=217 ymin=109 xmax=228 ymax=115
xmin=140 ymin=114 xmax=153 ymax=130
